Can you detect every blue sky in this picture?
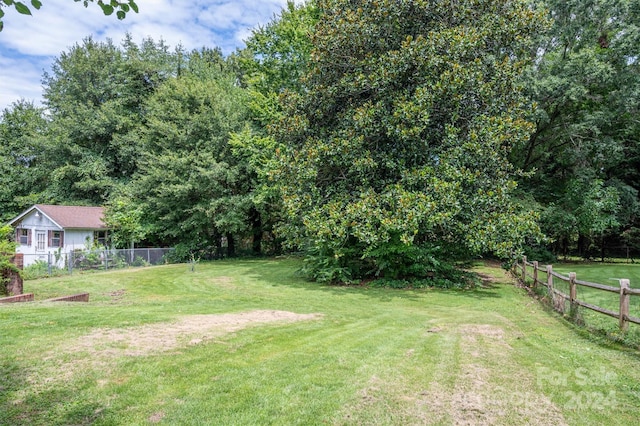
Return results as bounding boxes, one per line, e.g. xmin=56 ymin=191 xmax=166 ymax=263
xmin=0 ymin=0 xmax=296 ymax=111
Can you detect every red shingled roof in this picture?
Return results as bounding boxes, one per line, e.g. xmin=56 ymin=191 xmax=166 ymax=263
xmin=34 ymin=204 xmax=106 ymax=229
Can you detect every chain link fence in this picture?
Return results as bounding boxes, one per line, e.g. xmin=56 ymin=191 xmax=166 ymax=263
xmin=21 ymin=248 xmax=175 ymax=280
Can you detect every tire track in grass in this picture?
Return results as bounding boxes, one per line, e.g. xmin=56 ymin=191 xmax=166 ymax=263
xmin=333 ymin=318 xmax=448 ymax=425
xmin=336 ymin=318 xmax=568 ymax=425
xmin=420 ymin=322 xmax=567 ymax=425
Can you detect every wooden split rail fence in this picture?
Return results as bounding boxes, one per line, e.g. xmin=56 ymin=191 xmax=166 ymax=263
xmin=517 ymin=256 xmax=640 ymax=332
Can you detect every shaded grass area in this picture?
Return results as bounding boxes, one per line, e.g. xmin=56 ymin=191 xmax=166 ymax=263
xmin=1 ymin=258 xmax=640 ymax=425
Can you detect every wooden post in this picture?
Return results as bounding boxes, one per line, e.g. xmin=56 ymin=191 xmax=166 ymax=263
xmin=532 ymin=261 xmax=539 ymax=289
xmin=619 ymin=279 xmax=630 ymax=332
xmin=569 ymin=272 xmax=577 ymax=318
xmin=546 ymin=265 xmax=553 ymax=296
xmin=522 ymin=256 xmax=527 ymax=284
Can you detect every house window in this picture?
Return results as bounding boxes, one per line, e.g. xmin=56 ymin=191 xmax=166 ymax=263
xmin=94 ymin=230 xmax=108 ymax=247
xmin=48 ymin=230 xmax=64 ymax=248
xmin=17 ymin=228 xmax=31 ymax=246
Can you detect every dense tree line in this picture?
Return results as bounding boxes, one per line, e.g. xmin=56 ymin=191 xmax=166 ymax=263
xmin=1 ymin=0 xmax=639 ymax=280
xmin=514 ymin=0 xmax=640 ymax=260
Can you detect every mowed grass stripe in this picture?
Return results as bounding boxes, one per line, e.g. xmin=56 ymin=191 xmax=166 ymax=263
xmin=94 ymin=319 xmax=414 ymax=424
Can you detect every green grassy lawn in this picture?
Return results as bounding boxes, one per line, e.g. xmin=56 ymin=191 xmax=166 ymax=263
xmin=2 ymin=259 xmax=640 ymax=425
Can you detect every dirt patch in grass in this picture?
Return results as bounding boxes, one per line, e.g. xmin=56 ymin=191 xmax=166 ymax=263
xmin=26 ymin=310 xmax=322 ymax=394
xmin=148 ymin=411 xmax=165 ymax=423
xmin=459 ymin=323 xmax=506 ymax=340
xmin=102 ymin=288 xmax=127 ymax=302
xmin=70 ymin=310 xmax=322 ymax=357
xmin=209 ymin=276 xmax=236 ymax=289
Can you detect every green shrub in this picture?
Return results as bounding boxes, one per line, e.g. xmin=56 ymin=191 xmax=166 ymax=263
xmin=367 ymin=265 xmax=479 ymax=289
xmin=524 ymin=245 xmax=557 ymax=264
xmin=22 ymin=260 xmax=65 ymax=280
xmin=300 ymin=236 xmax=455 ymax=284
xmin=299 ymin=242 xmax=362 ymax=284
xmin=132 ymin=256 xmax=150 ymax=267
xmin=109 ymin=252 xmax=128 ymax=269
xmin=166 ymin=243 xmax=219 ymax=263
xmin=365 ymin=238 xmax=442 ymax=280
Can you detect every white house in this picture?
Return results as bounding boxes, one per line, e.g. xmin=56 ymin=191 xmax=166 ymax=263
xmin=8 ymin=204 xmax=109 ymax=267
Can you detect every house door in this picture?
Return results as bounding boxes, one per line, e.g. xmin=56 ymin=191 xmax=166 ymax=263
xmin=36 ymin=231 xmax=46 ymax=252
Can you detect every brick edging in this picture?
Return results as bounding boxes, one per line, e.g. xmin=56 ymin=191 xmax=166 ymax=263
xmin=46 ymin=293 xmax=90 ymax=302
xmin=0 ymin=293 xmax=34 ymax=303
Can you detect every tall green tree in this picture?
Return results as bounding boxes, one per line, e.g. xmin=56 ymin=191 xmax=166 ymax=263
xmin=243 ymin=0 xmax=319 ymax=126
xmin=273 ymin=0 xmax=545 ymax=282
xmin=228 ymin=1 xmax=320 ymax=255
xmin=0 ymin=100 xmax=50 ymax=221
xmin=42 ymin=35 xmax=181 ymax=204
xmin=540 ymin=178 xmax=621 ymax=258
xmin=103 ymin=186 xmax=147 ymax=250
xmin=129 ymin=51 xmax=252 ymax=257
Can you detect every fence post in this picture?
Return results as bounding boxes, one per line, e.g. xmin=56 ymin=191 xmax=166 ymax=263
xmin=546 ymin=265 xmax=553 ymax=296
xmin=619 ymin=279 xmax=630 ymax=332
xmin=522 ymin=256 xmax=527 ymax=284
xmin=569 ymin=272 xmax=577 ymax=317
xmin=532 ymin=261 xmax=539 ymax=289
xmin=68 ymin=251 xmax=73 ymax=274
xmin=48 ymin=252 xmax=52 ymax=275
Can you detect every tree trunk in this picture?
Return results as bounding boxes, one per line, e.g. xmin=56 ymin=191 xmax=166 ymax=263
xmin=578 ymin=234 xmax=586 ymax=259
xmin=271 ymin=232 xmax=283 ymax=255
xmin=226 ymin=233 xmax=236 ymax=258
xmin=250 ymin=208 xmax=262 ymax=256
xmin=214 ymin=233 xmax=222 ymax=259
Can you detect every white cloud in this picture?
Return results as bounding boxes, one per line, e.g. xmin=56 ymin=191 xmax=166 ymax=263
xmin=199 ymin=4 xmax=245 ymax=30
xmin=0 ymin=0 xmax=296 ymax=111
xmin=0 ymin=54 xmax=45 ymax=110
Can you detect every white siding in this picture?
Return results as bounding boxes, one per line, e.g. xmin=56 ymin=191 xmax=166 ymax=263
xmin=14 ymin=210 xmax=99 ymax=266
xmin=64 ymin=230 xmax=94 ymax=249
